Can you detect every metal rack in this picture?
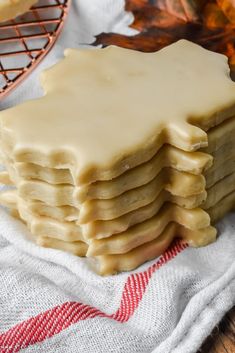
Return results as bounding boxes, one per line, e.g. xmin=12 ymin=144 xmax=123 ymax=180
xmin=0 ymin=0 xmax=71 ymax=99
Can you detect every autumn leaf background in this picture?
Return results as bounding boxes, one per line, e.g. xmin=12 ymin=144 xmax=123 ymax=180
xmin=94 ymin=0 xmax=235 ymax=75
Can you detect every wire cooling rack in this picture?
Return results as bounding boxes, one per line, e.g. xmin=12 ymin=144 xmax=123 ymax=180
xmin=0 ymin=0 xmax=71 ymax=99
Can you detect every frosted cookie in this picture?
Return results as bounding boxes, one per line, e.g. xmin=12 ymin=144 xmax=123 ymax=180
xmin=0 ymin=170 xmax=12 ymax=185
xmin=7 ymin=192 xmax=213 ymax=258
xmin=204 ymin=115 xmax=235 ymax=153
xmin=79 ymin=191 xmax=206 ymax=239
xmin=205 ymin=154 xmax=235 ymax=188
xmin=86 ymin=204 xmax=213 ymax=256
xmin=203 ymin=172 xmax=235 ymax=209
xmin=19 ymin=198 xmax=79 ymax=222
xmin=4 ymin=167 xmax=234 ymax=239
xmin=36 ymin=237 xmax=88 ymax=257
xmin=15 ymin=162 xmax=75 ymax=185
xmin=93 ymin=223 xmax=216 ymax=275
xmin=77 ymin=155 xmax=235 ymax=223
xmin=19 ymin=203 xmax=84 ymax=242
xmin=0 ymin=150 xmax=3 ymax=164
xmin=5 ymin=191 xmax=232 ymax=274
xmin=208 ymin=191 xmax=235 ymax=223
xmin=41 ymin=225 xmax=175 ymax=272
xmin=14 ymin=158 xmax=235 ymax=224
xmin=11 ymin=146 xmax=212 ymax=199
xmin=16 ymin=169 xmax=206 ymax=222
xmin=1 ymin=41 xmax=235 ymax=185
xmin=1 ymin=188 xmax=210 ymax=239
xmin=1 ymin=164 xmax=233 ymax=237
xmin=0 ymin=190 xmax=83 ymax=241
xmin=0 ymin=189 xmax=79 ymax=221
xmin=0 ymin=188 xmax=206 ymax=239
xmin=0 ymin=188 xmax=228 ymax=276
xmin=0 ymin=189 xmax=16 ymax=209
xmin=2 ymin=140 xmax=233 ymax=213
xmin=0 ymin=118 xmax=234 ymax=205
xmin=3 ymin=112 xmax=235 ymax=188
xmin=0 ymin=0 xmax=37 ymax=22
xmin=1 ymin=167 xmax=234 ymax=242
xmin=35 ymin=224 xmax=208 ymax=275
xmin=35 ymin=222 xmax=216 ymax=275
xmin=1 ymin=115 xmax=234 ymax=205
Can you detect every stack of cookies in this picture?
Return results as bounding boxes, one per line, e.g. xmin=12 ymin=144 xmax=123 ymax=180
xmin=0 ymin=40 xmax=235 ymax=275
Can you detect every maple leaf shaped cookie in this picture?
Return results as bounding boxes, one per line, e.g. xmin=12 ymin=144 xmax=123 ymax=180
xmin=1 ymin=40 xmax=235 ymax=185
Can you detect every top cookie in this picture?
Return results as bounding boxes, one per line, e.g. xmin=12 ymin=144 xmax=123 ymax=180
xmin=1 ymin=40 xmax=235 ymax=185
xmin=0 ymin=0 xmax=37 ymax=22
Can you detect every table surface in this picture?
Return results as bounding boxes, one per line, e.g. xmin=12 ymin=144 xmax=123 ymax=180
xmin=199 ymin=307 xmax=235 ymax=353
xmin=95 ymin=1 xmax=235 ymax=352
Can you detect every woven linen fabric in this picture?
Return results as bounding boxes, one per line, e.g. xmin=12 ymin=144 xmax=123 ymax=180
xmin=0 ymin=1 xmax=234 ymax=352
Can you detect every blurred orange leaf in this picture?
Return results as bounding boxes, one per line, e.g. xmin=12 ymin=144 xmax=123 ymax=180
xmin=217 ymin=0 xmax=235 ymax=22
xmin=129 ymin=6 xmax=184 ymax=30
xmin=204 ymin=3 xmax=229 ymax=28
xmin=94 ymin=0 xmax=235 ymax=75
xmin=154 ymin=0 xmax=205 ymax=22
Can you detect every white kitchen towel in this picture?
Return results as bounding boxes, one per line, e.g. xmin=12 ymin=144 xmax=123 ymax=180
xmin=0 ymin=1 xmax=234 ymax=353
